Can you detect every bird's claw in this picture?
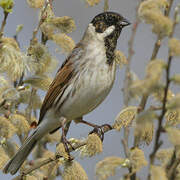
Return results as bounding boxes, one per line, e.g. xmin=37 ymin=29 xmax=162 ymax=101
xmin=89 ymin=124 xmax=112 ymax=141
xmin=61 ymin=135 xmax=74 ymax=161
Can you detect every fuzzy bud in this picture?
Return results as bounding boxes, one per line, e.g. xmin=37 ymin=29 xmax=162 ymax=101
xmin=114 ymin=50 xmax=128 ymax=68
xmin=51 ymin=33 xmax=75 ymax=53
xmin=150 ymin=165 xmax=168 ymax=180
xmin=168 ymin=38 xmax=180 ymax=56
xmin=96 ymin=156 xmax=125 ymax=180
xmin=113 ymin=106 xmax=137 ymax=131
xmin=62 ymin=161 xmax=88 ymax=180
xmin=129 ymin=147 xmax=147 ymax=172
xmin=26 ymin=0 xmax=45 ymax=8
xmin=86 ymin=0 xmax=101 ymax=6
xmin=79 ymin=133 xmax=102 ymax=157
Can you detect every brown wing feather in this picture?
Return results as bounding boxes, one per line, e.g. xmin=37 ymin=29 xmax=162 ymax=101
xmin=38 ymin=43 xmax=83 ymax=125
xmin=38 ymin=60 xmax=73 ymax=124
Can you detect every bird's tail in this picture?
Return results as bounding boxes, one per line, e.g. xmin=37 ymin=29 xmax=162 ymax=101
xmin=3 ymin=130 xmax=38 ymax=175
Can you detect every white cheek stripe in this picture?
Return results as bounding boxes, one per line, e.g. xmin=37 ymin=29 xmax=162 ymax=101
xmin=101 ymin=25 xmax=115 ymax=38
xmin=88 ymin=23 xmax=115 ymax=40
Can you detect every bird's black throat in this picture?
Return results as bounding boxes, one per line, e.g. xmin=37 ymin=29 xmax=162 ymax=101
xmin=104 ymin=29 xmax=121 ymax=65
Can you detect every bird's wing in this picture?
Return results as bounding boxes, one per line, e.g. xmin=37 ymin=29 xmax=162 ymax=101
xmin=38 ymin=43 xmax=83 ymax=124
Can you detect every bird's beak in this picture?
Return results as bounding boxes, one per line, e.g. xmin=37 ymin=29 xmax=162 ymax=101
xmin=121 ymin=18 xmax=131 ymax=27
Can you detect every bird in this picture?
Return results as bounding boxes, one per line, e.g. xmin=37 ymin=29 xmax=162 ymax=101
xmin=3 ymin=11 xmax=130 ymax=175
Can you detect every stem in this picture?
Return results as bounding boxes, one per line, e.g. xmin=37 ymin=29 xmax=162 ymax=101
xmin=149 ymin=57 xmax=172 ymax=165
xmin=150 ymin=36 xmax=162 ymax=60
xmin=30 ymin=1 xmax=50 ymax=44
xmin=0 ymin=11 xmax=9 ymax=38
xmin=104 ymin=0 xmax=109 ymax=12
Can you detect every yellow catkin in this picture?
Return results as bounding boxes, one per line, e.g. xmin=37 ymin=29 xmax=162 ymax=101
xmin=0 ymin=147 xmax=9 ymax=170
xmin=27 ymin=42 xmax=57 ymax=75
xmin=168 ymin=38 xmax=180 ymax=56
xmin=51 ymin=33 xmax=75 ymax=53
xmin=153 ymin=88 xmax=174 ymax=103
xmin=9 ymin=114 xmax=30 ymax=135
xmin=130 ymin=148 xmax=147 ymax=172
xmin=167 ymin=94 xmax=180 ymax=110
xmin=62 ymin=161 xmax=88 ymax=180
xmin=114 ymin=50 xmax=128 ymax=67
xmin=165 ymin=109 xmax=180 ymax=127
xmin=156 ymin=148 xmax=174 ymax=167
xmin=0 ymin=116 xmax=16 ymax=139
xmin=24 ymin=75 xmax=52 ymax=91
xmin=80 ymin=133 xmax=102 ymax=157
xmin=135 ymin=120 xmax=154 ymax=145
xmin=56 ymin=143 xmax=69 ymax=160
xmin=114 ymin=106 xmax=137 ymax=131
xmin=18 ymin=89 xmax=42 ymax=109
xmin=49 ymin=16 xmax=76 ymax=33
xmin=145 ymin=59 xmax=166 ymax=81
xmin=32 ymin=154 xmax=61 ymax=178
xmin=130 ymin=60 xmax=166 ymax=97
xmin=26 ymin=0 xmax=45 ymax=8
xmin=138 ymin=0 xmax=172 ymax=37
xmin=150 ymin=165 xmax=168 ymax=180
xmin=86 ymin=0 xmax=101 ymax=6
xmin=134 ymin=110 xmax=156 ymax=145
xmin=0 ymin=37 xmax=25 ymax=81
xmin=166 ymin=127 xmax=180 ymax=146
xmin=96 ymin=156 xmax=124 ymax=180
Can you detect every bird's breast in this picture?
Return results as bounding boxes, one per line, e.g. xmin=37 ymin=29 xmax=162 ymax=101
xmin=58 ymin=42 xmax=116 ymax=120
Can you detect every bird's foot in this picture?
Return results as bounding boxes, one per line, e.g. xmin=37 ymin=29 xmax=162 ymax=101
xmin=61 ymin=133 xmax=74 ymax=161
xmin=89 ymin=124 xmax=112 ymax=141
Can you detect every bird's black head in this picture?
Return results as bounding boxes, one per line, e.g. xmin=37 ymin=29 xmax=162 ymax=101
xmin=91 ymin=12 xmax=130 ymax=65
xmin=91 ymin=11 xmax=130 ymax=34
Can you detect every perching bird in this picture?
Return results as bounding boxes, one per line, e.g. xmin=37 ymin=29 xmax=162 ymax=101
xmin=3 ymin=11 xmax=130 ymax=175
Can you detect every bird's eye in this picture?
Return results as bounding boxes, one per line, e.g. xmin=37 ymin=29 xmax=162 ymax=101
xmin=95 ymin=21 xmax=106 ymax=33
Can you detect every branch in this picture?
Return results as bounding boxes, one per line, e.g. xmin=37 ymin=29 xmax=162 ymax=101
xmin=166 ymin=148 xmax=180 ymax=180
xmin=104 ymin=0 xmax=109 ymax=12
xmin=30 ymin=1 xmax=51 ymax=44
xmin=0 ymin=11 xmax=9 ymax=38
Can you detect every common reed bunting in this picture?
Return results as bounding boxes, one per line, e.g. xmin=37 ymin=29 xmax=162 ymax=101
xmin=3 ymin=11 xmax=130 ymax=175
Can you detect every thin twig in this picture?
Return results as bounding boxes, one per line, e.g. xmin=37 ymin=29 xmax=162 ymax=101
xmin=0 ymin=11 xmax=9 ymax=38
xmin=165 ymin=0 xmax=174 ymax=16
xmin=149 ymin=55 xmax=172 ymax=164
xmin=30 ymin=1 xmax=50 ymax=44
xmin=104 ymin=0 xmax=109 ymax=12
xmin=167 ymin=149 xmax=180 ymax=180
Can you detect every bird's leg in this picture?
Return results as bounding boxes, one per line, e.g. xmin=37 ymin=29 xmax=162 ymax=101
xmin=75 ymin=117 xmax=112 ymax=141
xmin=61 ymin=118 xmax=74 ymax=160
xmin=60 ymin=121 xmax=72 ymax=141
